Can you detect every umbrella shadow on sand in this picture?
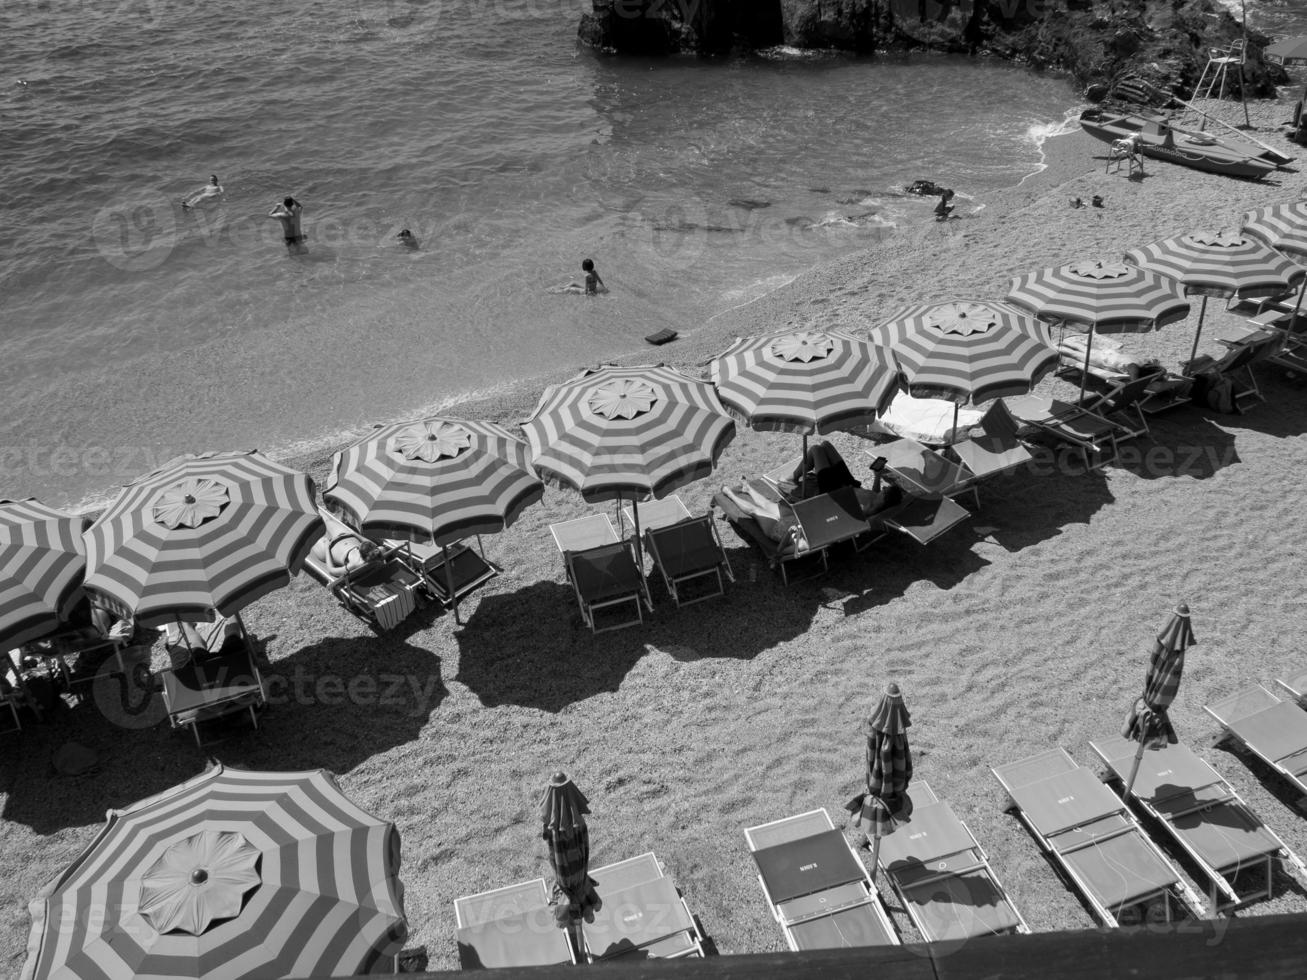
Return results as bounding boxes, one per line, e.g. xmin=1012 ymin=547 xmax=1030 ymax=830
xmin=455 ymin=573 xmax=819 ymax=711
xmin=833 ymin=530 xmax=992 ymax=616
xmin=1111 ymin=410 xmax=1240 ymax=481
xmin=1203 ymin=373 xmax=1307 ymax=440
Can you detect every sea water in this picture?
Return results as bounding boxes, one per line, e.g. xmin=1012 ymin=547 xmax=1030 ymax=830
xmin=1 ymin=1 xmax=1091 ymax=508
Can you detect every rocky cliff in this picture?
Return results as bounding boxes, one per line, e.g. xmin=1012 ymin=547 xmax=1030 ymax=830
xmin=576 ymin=0 xmax=1287 ymax=103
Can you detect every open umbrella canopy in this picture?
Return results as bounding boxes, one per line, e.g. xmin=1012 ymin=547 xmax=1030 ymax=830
xmin=1264 ymin=36 xmax=1307 ymax=65
xmin=1242 ymin=201 xmax=1307 ymax=259
xmin=1004 ymin=260 xmax=1191 ymax=334
xmin=22 ymin=765 xmax=408 ymax=980
xmin=708 ymin=329 xmax=900 ymax=434
xmin=0 ymin=499 xmax=90 ymax=649
xmin=520 ymin=364 xmax=735 ymax=503
xmin=325 ymin=417 xmax=544 ymax=547
xmin=870 ymin=300 xmax=1057 ymax=405
xmin=539 ymin=772 xmax=600 ymax=928
xmin=1121 ymin=603 xmax=1196 ymax=799
xmin=82 ymin=452 xmax=323 ymax=629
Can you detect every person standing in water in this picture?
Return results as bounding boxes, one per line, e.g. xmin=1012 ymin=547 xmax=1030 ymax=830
xmin=268 ymin=196 xmax=305 ymax=251
xmin=181 ymin=174 xmax=223 ymax=210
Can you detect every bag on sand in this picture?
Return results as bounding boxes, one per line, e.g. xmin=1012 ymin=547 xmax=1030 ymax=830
xmin=1191 ymin=370 xmax=1238 ymax=414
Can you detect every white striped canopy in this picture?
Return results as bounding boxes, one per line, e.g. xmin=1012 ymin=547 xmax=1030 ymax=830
xmin=22 ymin=765 xmax=407 ymax=980
xmin=83 ymin=452 xmax=323 ymax=629
xmin=708 ymin=330 xmax=900 ymax=434
xmin=1123 ymin=229 xmax=1306 ymax=299
xmin=325 ymin=417 xmax=544 ymax=547
xmin=521 ymin=365 xmax=736 ymax=502
xmin=870 ymin=300 xmax=1057 ymax=405
xmin=1241 ymin=201 xmax=1307 ymax=258
xmin=0 ymin=499 xmax=90 ymax=649
xmin=1004 ymin=260 xmax=1191 ymax=333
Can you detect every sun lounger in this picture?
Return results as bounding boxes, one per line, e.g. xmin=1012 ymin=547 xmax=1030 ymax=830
xmin=583 ymin=852 xmax=704 ymax=961
xmin=1076 ymin=370 xmax=1161 ymax=441
xmin=621 ymin=496 xmax=733 ymax=606
xmin=550 ymin=514 xmax=652 ymax=634
xmin=1183 ymin=338 xmax=1271 ymax=411
xmin=454 ymin=877 xmax=576 ymax=969
xmin=744 ymin=808 xmax=899 ymax=951
xmin=158 ymin=618 xmax=266 ymax=748
xmin=1273 ymin=669 xmax=1307 ymax=705
xmin=946 ymin=400 xmax=1034 ymax=489
xmin=1204 ymin=684 xmax=1307 ymax=797
xmin=1089 ymin=735 xmax=1307 ymax=910
xmin=383 ymin=536 xmax=497 ymax=609
xmin=875 ymin=780 xmax=1028 ymax=941
xmin=301 ymin=510 xmax=422 ymax=631
xmin=1003 ymin=394 xmax=1127 ymax=470
xmin=871 ymin=439 xmax=980 ymax=510
xmin=622 ymin=495 xmax=694 ymax=533
xmin=992 ymin=747 xmax=1202 ymax=925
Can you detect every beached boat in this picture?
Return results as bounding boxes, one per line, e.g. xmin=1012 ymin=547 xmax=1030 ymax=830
xmin=1079 ymin=108 xmax=1290 ymax=180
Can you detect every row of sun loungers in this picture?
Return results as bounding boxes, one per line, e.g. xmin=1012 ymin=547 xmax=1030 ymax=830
xmin=454 ymin=852 xmax=703 ymax=968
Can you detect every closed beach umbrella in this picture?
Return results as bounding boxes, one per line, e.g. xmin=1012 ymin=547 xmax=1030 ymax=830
xmin=325 ymin=417 xmax=544 ymax=622
xmin=0 ymin=499 xmax=90 ymax=649
xmin=1004 ymin=260 xmax=1191 ymax=400
xmin=1241 ymin=201 xmax=1307 ymax=323
xmin=540 ymin=771 xmax=600 ymax=955
xmin=871 ymin=300 xmax=1056 ymax=438
xmin=521 ymin=364 xmax=735 ymax=561
xmin=22 ymin=765 xmax=408 ymax=980
xmin=1124 ymin=229 xmax=1306 ymax=365
xmin=856 ymin=682 xmax=913 ymax=881
xmin=1264 ymin=36 xmax=1307 ymax=66
xmin=83 ymin=451 xmax=323 ymax=629
xmin=709 ymin=329 xmax=900 ymax=449
xmin=1121 ymin=603 xmax=1196 ymax=800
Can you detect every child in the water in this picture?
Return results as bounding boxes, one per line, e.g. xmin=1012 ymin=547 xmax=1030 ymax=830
xmin=552 ymin=258 xmax=608 ymax=295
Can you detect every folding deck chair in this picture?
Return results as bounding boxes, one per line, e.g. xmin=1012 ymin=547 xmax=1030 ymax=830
xmin=550 ymin=514 xmax=652 ymax=634
xmin=384 ymin=536 xmax=497 ymax=610
xmin=584 ymin=852 xmax=704 ymax=961
xmin=623 ymin=496 xmax=733 ymax=607
xmin=946 ymin=400 xmax=1034 ymax=488
xmin=1204 ymin=684 xmax=1307 ymax=797
xmin=1075 ymin=370 xmax=1161 ymax=441
xmin=871 ymin=439 xmax=981 ymax=510
xmin=301 ymin=509 xmax=423 ymax=631
xmin=158 ymin=617 xmax=266 ymax=748
xmin=1003 ymin=394 xmax=1130 ymax=470
xmin=1183 ymin=339 xmax=1270 ymax=412
xmin=875 ymin=780 xmax=1028 ymax=941
xmin=992 ymin=747 xmax=1203 ymax=925
xmin=744 ymin=808 xmax=899 ymax=951
xmin=454 ymin=877 xmax=576 ymax=969
xmin=1089 ymin=735 xmax=1307 ymax=910
xmin=1274 ymin=668 xmax=1307 ymax=706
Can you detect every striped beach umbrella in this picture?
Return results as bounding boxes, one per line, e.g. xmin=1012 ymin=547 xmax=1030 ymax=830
xmin=1124 ymin=229 xmax=1306 ymax=364
xmin=708 ymin=329 xmax=900 ymax=435
xmin=521 ymin=365 xmax=735 ymax=561
xmin=22 ymin=765 xmax=407 ymax=980
xmin=1241 ymin=201 xmax=1307 ymax=324
xmin=325 ymin=418 xmax=543 ymax=621
xmin=0 ymin=499 xmax=90 ymax=649
xmin=83 ymin=452 xmax=323 ymax=629
xmin=1004 ymin=260 xmax=1191 ymax=400
xmin=1120 ymin=603 xmax=1195 ymax=800
xmin=855 ymin=682 xmax=913 ymax=881
xmin=540 ymin=772 xmax=600 ymax=953
xmin=871 ymin=301 xmax=1056 ymax=439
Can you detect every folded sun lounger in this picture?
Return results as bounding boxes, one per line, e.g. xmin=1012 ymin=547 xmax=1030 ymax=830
xmin=875 ymin=780 xmax=1028 ymax=941
xmin=550 ymin=514 xmax=652 ymax=634
xmin=454 ymin=877 xmax=576 ymax=969
xmin=1204 ymin=683 xmax=1307 ymax=798
xmin=1089 ymin=734 xmax=1307 ymax=910
xmin=583 ymin=852 xmax=704 ymax=961
xmin=992 ymin=747 xmax=1202 ymax=925
xmin=744 ymin=808 xmax=899 ymax=951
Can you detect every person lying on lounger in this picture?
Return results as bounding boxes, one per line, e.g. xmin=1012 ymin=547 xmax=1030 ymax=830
xmin=163 ymin=617 xmax=243 ymax=654
xmin=311 ymin=531 xmax=381 ymax=578
xmin=721 ymin=484 xmax=808 ymax=550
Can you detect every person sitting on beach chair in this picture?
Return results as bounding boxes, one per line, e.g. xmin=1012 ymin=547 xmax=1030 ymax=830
xmin=791 ymin=440 xmax=862 ymax=496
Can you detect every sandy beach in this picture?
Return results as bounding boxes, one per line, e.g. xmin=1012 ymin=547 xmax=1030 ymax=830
xmin=6 ymin=96 xmax=1307 ymax=973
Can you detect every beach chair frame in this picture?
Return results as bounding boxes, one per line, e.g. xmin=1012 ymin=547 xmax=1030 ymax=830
xmin=385 ymin=535 xmax=498 ymax=609
xmin=551 ymin=515 xmax=653 ymax=634
xmin=992 ymin=747 xmax=1204 ymax=926
xmin=644 ymin=515 xmax=735 ymax=608
xmin=584 ymin=852 xmax=705 ymax=961
xmin=712 ymin=490 xmax=828 ymax=585
xmin=1004 ymin=395 xmax=1125 ymax=471
xmin=454 ymin=877 xmax=577 ymax=969
xmin=876 ymin=780 xmax=1029 ymax=941
xmin=743 ymin=807 xmax=900 ymax=951
xmin=1204 ymin=684 xmax=1307 ymax=798
xmin=302 ymin=512 xmax=424 ymax=631
xmin=869 ymin=440 xmax=982 ymax=510
xmin=158 ymin=618 xmax=266 ymax=749
xmin=1089 ymin=737 xmax=1307 ymax=911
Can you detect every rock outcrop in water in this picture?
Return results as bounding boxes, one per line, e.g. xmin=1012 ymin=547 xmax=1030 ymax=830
xmin=577 ymin=0 xmax=1287 ymax=102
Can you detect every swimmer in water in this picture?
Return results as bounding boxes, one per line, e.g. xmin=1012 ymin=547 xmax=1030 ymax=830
xmin=268 ymin=196 xmax=306 ymax=252
xmin=551 ymin=258 xmax=607 ymax=295
xmin=396 ymin=229 xmax=420 ymax=250
xmin=181 ymin=174 xmax=223 ymax=210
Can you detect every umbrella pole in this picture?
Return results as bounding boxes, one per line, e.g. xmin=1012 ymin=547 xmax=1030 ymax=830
xmin=1123 ymin=737 xmax=1147 ymax=802
xmin=1188 ymin=296 xmax=1209 ymax=367
xmin=869 ymin=827 xmax=882 ymax=883
xmin=444 ymin=543 xmax=460 ymax=625
xmin=1283 ymin=277 xmax=1307 ymax=353
xmin=951 ymin=401 xmax=960 ymax=444
xmin=1078 ymin=323 xmax=1097 ymax=404
xmin=631 ymin=493 xmax=645 ymax=571
xmin=801 ymin=431 xmax=810 ymax=497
